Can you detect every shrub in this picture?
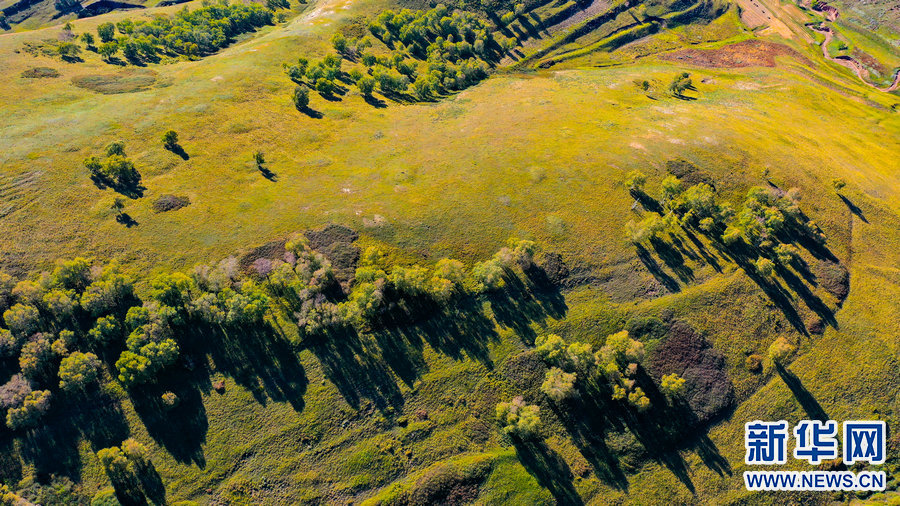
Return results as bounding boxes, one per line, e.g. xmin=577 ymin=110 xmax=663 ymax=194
xmin=541 ymin=367 xmax=576 ymax=402
xmin=767 ymin=336 xmax=795 ymax=365
xmin=357 ymin=76 xmax=375 ymax=96
xmin=97 ymin=22 xmax=116 ymax=42
xmin=58 ymin=352 xmax=100 ymax=392
xmin=495 ymin=396 xmax=541 ymax=439
xmin=88 ymin=315 xmax=122 ymax=346
xmin=97 ymin=446 xmax=129 ymax=477
xmin=161 ymin=391 xmax=180 ymax=409
xmin=534 ymin=334 xmax=568 ymax=367
xmin=623 ymin=170 xmax=646 ymax=191
xmin=755 ymin=258 xmax=775 ymax=277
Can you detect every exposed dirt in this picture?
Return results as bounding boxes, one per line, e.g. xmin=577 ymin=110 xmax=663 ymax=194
xmin=660 ymin=39 xmax=809 ymax=68
xmin=812 ymin=23 xmax=900 ymax=92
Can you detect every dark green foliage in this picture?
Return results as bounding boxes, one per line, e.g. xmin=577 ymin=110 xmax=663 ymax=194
xmin=668 ymin=72 xmax=692 ymax=97
xmin=97 ymin=22 xmax=116 ymax=43
xmin=162 ymin=130 xmax=179 ymax=150
xmin=96 ymin=3 xmax=274 ymax=64
xmin=57 ymin=42 xmax=81 ymax=61
xmin=84 ymin=143 xmax=142 ymax=195
xmin=98 ymin=41 xmax=119 ymax=61
xmin=292 ymin=85 xmax=309 ymax=109
xmin=80 ymin=32 xmax=95 ymax=47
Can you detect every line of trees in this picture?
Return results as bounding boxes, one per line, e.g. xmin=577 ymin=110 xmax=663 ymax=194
xmin=92 ymin=1 xmax=274 ymax=63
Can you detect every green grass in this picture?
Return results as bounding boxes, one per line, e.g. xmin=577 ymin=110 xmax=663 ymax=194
xmin=0 ymin=0 xmax=900 ymax=503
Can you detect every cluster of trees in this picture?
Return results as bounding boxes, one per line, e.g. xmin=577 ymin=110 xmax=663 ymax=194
xmin=83 ymin=141 xmax=142 ymax=192
xmin=534 ymin=330 xmax=684 ymax=412
xmin=91 ymin=1 xmax=274 ymax=63
xmin=252 ymin=236 xmax=536 ymax=340
xmin=0 ymin=259 xmax=136 ymax=430
xmin=624 ymin=171 xmax=822 ymax=278
xmin=496 ymin=329 xmax=686 ymax=440
xmin=285 ymin=4 xmax=512 ymax=106
xmin=0 ymin=237 xmax=542 ymax=434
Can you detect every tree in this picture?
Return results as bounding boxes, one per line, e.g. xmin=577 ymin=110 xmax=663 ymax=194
xmin=3 ymin=303 xmax=40 ymax=337
xmin=97 ymin=22 xmax=116 ymax=43
xmin=755 ymin=257 xmax=775 ymax=278
xmin=57 ymin=42 xmax=81 ymax=60
xmin=111 ymin=198 xmax=125 ymax=216
xmin=495 ymin=396 xmax=541 ymax=439
xmin=59 ymin=352 xmax=100 ymax=392
xmin=161 ymin=391 xmax=180 ymax=409
xmin=97 ymin=446 xmax=129 ymax=477
xmin=331 ymin=32 xmax=348 ymax=53
xmin=81 ymin=32 xmax=95 ymax=47
xmin=292 ymin=85 xmax=309 ymax=110
xmin=162 ymin=130 xmax=179 ymax=151
xmin=19 ymin=335 xmax=53 ymax=380
xmin=357 ymin=76 xmax=375 ymax=96
xmin=623 ymin=170 xmax=646 ymax=192
xmin=831 ymin=178 xmax=846 ymax=193
xmin=0 ymin=328 xmax=19 ymax=358
xmin=6 ymin=389 xmax=51 ymax=430
xmin=98 ymin=41 xmax=118 ymax=61
xmin=121 ymin=438 xmax=148 ymax=465
xmin=115 ymin=351 xmax=152 ymax=386
xmin=660 ymin=373 xmax=686 ymax=398
xmin=315 ymin=77 xmax=334 ymax=95
xmin=541 ymin=367 xmax=576 ymax=402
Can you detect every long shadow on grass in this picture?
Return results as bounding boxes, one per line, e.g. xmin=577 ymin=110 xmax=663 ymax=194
xmin=488 ymin=267 xmax=567 ymax=345
xmin=511 ymin=438 xmax=585 ymax=506
xmin=775 ymin=363 xmax=829 ymax=422
xmin=636 ymin=245 xmax=680 ymax=293
xmin=839 ymin=195 xmax=868 ymax=223
xmin=306 ymin=327 xmax=404 ymax=411
xmin=16 ymin=384 xmax=131 ymax=481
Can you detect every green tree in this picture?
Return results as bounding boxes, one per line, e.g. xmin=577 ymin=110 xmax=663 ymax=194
xmin=162 ymin=130 xmax=179 ymax=150
xmin=495 ymin=396 xmax=541 ymax=439
xmin=292 ymin=85 xmax=309 ymax=110
xmin=660 ymin=373 xmax=686 ymax=398
xmin=98 ymin=41 xmax=118 ymax=60
xmin=331 ymin=32 xmax=347 ymax=53
xmin=357 ymin=76 xmax=375 ymax=96
xmin=80 ymin=32 xmax=95 ymax=47
xmin=115 ymin=351 xmax=152 ymax=386
xmin=768 ymin=336 xmax=795 ymax=365
xmin=19 ymin=335 xmax=53 ymax=380
xmin=3 ymin=303 xmax=40 ymax=337
xmin=59 ymin=351 xmax=101 ymax=392
xmin=315 ymin=77 xmax=334 ymax=95
xmin=541 ymin=367 xmax=577 ymax=402
xmin=97 ymin=22 xmax=115 ymax=43
xmin=57 ymin=42 xmax=81 ymax=60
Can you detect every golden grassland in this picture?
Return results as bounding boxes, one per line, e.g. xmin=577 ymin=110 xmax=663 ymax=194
xmin=0 ymin=0 xmax=899 ymax=502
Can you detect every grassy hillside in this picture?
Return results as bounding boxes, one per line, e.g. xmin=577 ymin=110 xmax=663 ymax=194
xmin=0 ymin=0 xmax=899 ymax=503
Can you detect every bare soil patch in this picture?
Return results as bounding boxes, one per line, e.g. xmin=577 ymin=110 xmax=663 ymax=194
xmin=661 ymin=39 xmax=809 ymax=68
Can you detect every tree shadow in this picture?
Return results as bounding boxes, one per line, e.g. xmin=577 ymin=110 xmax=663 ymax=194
xmin=630 ymin=189 xmax=663 ymax=214
xmin=650 ymin=237 xmax=694 ymax=283
xmin=512 ymin=438 xmax=584 ymax=505
xmin=165 ymin=144 xmax=189 ymax=160
xmin=552 ymin=387 xmax=629 ymax=491
xmin=116 ymin=213 xmax=139 ymax=227
xmin=363 ymin=94 xmax=387 ymax=108
xmin=134 ymin=460 xmax=166 ymax=505
xmin=306 ymin=327 xmax=403 ymax=412
xmin=298 ymin=105 xmax=324 ymax=118
xmin=838 ymin=194 xmax=868 ymax=223
xmin=775 ymin=363 xmax=828 ymax=422
xmin=129 ymin=374 xmax=208 ymax=467
xmin=16 ymin=385 xmax=131 ymax=482
xmin=636 ymin=245 xmax=680 ymax=293
xmin=258 ymin=166 xmax=278 ymax=182
xmin=487 ymin=268 xmax=566 ymax=344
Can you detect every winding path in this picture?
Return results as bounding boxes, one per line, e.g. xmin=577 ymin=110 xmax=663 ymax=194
xmin=810 ymin=6 xmax=900 ymax=92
